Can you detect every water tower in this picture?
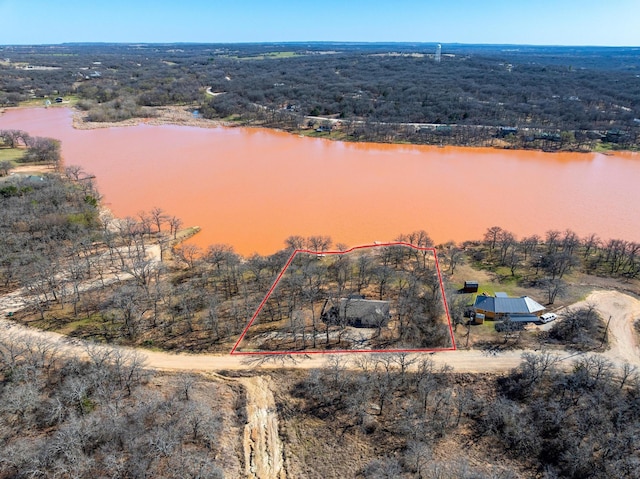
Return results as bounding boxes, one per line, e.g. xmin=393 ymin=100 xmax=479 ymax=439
xmin=435 ymin=44 xmax=442 ymax=63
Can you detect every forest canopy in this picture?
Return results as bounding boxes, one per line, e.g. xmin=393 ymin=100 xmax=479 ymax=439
xmin=1 ymin=43 xmax=638 ymax=148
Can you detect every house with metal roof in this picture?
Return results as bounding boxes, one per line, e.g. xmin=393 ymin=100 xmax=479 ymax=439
xmin=473 ymin=293 xmax=545 ymax=322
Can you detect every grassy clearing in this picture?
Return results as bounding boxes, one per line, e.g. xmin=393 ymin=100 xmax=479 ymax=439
xmin=297 ymin=129 xmax=352 ymax=142
xmin=594 ymin=141 xmax=639 ymax=153
xmin=594 ymin=142 xmax=614 ymax=153
xmin=0 ymin=147 xmax=25 ymax=162
xmin=18 ymin=94 xmax=80 ymax=108
xmin=226 ymin=51 xmax=302 ymax=60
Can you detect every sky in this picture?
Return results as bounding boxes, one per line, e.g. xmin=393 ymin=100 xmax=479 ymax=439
xmin=1 ymin=0 xmax=639 ymax=46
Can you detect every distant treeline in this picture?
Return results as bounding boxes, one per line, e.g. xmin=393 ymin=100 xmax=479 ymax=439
xmin=0 ymin=43 xmax=638 ymax=149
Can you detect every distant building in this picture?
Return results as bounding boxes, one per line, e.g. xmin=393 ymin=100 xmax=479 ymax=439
xmin=321 ymin=298 xmax=390 ymax=328
xmin=435 ymin=44 xmax=442 ymax=63
xmin=473 ymin=293 xmax=545 ymax=322
xmin=497 ymin=127 xmax=518 ymax=138
xmin=605 ymin=129 xmax=628 ymax=143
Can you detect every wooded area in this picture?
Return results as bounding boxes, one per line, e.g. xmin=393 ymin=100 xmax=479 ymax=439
xmin=281 ymin=352 xmax=640 ymax=478
xmin=0 ymin=334 xmax=241 ymax=478
xmin=2 ymin=168 xmax=640 ymax=477
xmin=1 ymin=43 xmax=638 ymax=149
xmin=237 ymin=244 xmax=450 ymax=352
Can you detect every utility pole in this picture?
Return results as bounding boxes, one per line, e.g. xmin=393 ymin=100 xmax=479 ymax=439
xmin=601 ymin=315 xmax=612 ymax=348
xmin=465 ymin=321 xmax=471 ymax=348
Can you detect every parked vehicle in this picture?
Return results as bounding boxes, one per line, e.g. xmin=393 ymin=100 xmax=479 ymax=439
xmin=539 ymin=313 xmax=557 ymax=323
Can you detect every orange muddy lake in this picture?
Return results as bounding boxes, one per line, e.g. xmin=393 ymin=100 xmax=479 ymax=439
xmin=2 ymin=107 xmax=639 ymax=255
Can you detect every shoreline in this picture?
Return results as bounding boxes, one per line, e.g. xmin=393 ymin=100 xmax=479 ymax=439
xmin=71 ymin=105 xmax=230 ymax=130
xmin=2 ymin=104 xmax=636 ymax=155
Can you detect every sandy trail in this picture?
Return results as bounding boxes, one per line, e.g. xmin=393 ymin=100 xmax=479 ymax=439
xmin=239 ymin=375 xmax=286 ymax=479
xmin=8 ymin=164 xmax=56 ymax=175
xmin=563 ymin=290 xmax=640 ymax=365
xmin=205 ymin=87 xmax=226 ymax=97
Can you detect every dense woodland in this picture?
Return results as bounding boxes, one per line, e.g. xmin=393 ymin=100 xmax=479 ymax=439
xmin=0 ymin=334 xmax=242 ymax=479
xmin=281 ymin=352 xmax=640 ymax=478
xmin=1 ymin=43 xmax=638 ymax=148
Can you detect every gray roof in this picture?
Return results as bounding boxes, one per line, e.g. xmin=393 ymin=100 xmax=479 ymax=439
xmin=509 ymin=315 xmax=541 ymax=323
xmin=339 ymin=298 xmax=390 ymax=320
xmin=474 ymin=295 xmax=545 ymax=315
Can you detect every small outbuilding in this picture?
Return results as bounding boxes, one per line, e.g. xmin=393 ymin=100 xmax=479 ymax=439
xmin=463 ymin=281 xmax=479 ymax=293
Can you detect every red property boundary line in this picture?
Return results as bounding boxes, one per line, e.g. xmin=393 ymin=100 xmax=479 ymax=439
xmin=230 ymin=242 xmax=457 ymax=355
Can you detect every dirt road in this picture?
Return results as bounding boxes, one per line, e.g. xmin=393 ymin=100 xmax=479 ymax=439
xmin=2 ymin=290 xmax=639 ymax=374
xmin=565 ymin=290 xmax=640 ymax=365
xmin=3 ymin=288 xmax=638 ymax=479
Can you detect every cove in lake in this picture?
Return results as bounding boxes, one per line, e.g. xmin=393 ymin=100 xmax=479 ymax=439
xmin=1 ymin=107 xmax=639 ymax=255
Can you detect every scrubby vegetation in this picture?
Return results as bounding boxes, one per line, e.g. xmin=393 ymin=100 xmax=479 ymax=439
xmin=0 ymin=171 xmax=99 ymax=292
xmin=548 ymin=305 xmax=606 ymax=350
xmin=278 ymin=352 xmax=640 ymax=478
xmin=0 ymin=334 xmax=241 ymax=478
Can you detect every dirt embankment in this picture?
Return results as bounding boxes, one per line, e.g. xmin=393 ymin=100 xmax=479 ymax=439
xmin=239 ymin=375 xmax=286 ymax=479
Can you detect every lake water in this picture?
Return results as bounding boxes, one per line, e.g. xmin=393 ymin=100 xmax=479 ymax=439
xmin=1 ymin=107 xmax=639 ymax=255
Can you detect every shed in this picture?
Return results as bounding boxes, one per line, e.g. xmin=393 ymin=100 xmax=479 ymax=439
xmin=463 ymin=281 xmax=479 ymax=293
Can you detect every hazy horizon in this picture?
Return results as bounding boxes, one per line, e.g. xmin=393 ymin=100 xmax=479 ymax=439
xmin=1 ymin=0 xmax=638 ymax=47
xmin=2 ymin=41 xmax=638 ymax=49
